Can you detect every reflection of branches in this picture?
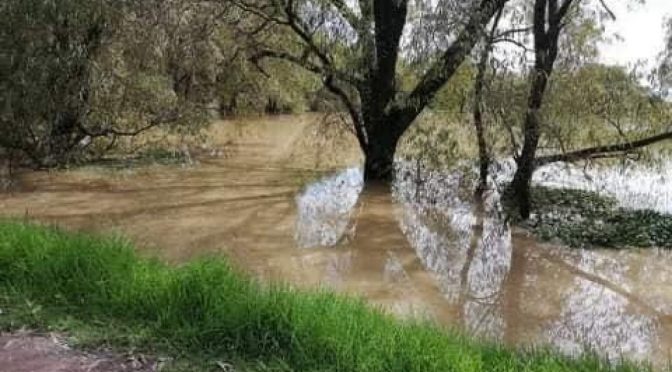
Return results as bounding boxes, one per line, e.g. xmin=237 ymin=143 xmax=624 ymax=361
xmin=458 ymin=201 xmax=483 ymax=326
xmin=539 ymin=250 xmax=663 ymax=318
xmin=502 ymin=241 xmax=527 ymax=343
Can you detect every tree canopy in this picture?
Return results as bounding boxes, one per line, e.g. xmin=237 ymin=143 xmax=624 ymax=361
xmin=2 ymin=0 xmax=672 ymax=219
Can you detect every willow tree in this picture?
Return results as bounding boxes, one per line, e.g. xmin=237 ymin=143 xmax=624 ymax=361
xmin=0 ymin=0 xmax=230 ymax=167
xmin=504 ymin=0 xmax=578 ymax=218
xmin=232 ymin=0 xmax=509 ymax=181
xmin=506 ymin=0 xmax=672 ymax=219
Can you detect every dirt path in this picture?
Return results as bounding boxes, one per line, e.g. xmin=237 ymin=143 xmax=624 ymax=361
xmin=0 ymin=332 xmax=160 ymax=372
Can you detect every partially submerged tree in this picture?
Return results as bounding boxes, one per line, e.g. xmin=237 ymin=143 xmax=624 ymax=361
xmin=506 ymin=0 xmax=577 ymax=219
xmin=505 ymin=0 xmax=672 ymax=219
xmin=232 ymin=0 xmax=509 ymax=181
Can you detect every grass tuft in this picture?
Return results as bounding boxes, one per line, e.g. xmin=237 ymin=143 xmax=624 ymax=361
xmin=0 ymin=221 xmax=650 ymax=371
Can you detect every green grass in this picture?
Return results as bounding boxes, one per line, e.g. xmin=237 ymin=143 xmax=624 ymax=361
xmin=0 ymin=221 xmax=651 ymax=371
xmin=520 ymin=186 xmax=672 ymax=249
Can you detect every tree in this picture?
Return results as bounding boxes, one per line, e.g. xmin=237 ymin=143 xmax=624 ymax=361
xmin=1 ymin=0 xmax=112 ymax=166
xmin=507 ymin=0 xmax=577 ymax=219
xmin=0 ymin=0 xmax=229 ymax=168
xmin=503 ymin=0 xmax=672 ymax=219
xmin=470 ymin=5 xmax=527 ymax=196
xmin=232 ymin=0 xmax=510 ymax=181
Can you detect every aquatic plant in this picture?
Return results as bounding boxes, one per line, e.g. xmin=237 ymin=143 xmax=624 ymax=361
xmin=522 ymin=186 xmax=672 ymax=249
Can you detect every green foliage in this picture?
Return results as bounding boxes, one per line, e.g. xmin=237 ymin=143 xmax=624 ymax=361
xmin=399 ymin=114 xmax=464 ymax=169
xmin=478 ymin=62 xmax=672 ymax=161
xmin=521 ymin=186 xmax=672 ymax=249
xmin=214 ymin=24 xmax=321 ymax=116
xmin=1 ymin=0 xmax=110 ymax=165
xmin=0 ymin=0 xmax=215 ymax=167
xmin=0 ymin=0 xmax=322 ymax=169
xmin=543 ymin=64 xmax=672 ymax=151
xmin=0 ymin=222 xmax=648 ymax=372
xmin=217 ymin=56 xmax=320 ymax=116
xmin=430 ymin=63 xmax=476 ymax=115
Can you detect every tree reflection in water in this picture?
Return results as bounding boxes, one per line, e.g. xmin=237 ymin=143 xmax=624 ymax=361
xmin=294 ymin=165 xmax=672 ymax=365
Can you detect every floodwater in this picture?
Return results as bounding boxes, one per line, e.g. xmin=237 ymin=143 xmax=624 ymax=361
xmin=2 ymin=116 xmax=672 ymax=367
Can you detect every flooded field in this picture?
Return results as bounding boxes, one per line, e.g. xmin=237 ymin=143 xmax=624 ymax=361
xmin=2 ymin=116 xmax=672 ymax=367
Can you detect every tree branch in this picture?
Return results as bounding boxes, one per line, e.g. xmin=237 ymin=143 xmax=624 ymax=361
xmin=496 ymin=26 xmax=532 ymax=38
xmin=250 ymin=49 xmax=324 ymax=75
xmin=370 ymin=0 xmax=408 ymax=108
xmin=535 ymin=128 xmax=672 ymax=166
xmin=493 ymin=37 xmax=531 ymax=52
xmin=324 ymin=76 xmax=368 ymax=151
xmin=79 ymin=111 xmax=181 ymax=139
xmin=283 ymin=0 xmax=333 ymax=69
xmin=598 ymin=0 xmax=616 ymax=21
xmin=390 ymin=0 xmax=509 ymax=127
xmin=555 ymin=0 xmax=575 ymax=24
xmin=327 ymin=0 xmax=363 ymax=35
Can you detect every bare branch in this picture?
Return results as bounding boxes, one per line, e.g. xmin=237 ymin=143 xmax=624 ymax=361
xmin=496 ymin=26 xmax=532 ymax=38
xmin=598 ymin=0 xmax=616 ymax=21
xmin=233 ymin=0 xmax=362 ymax=85
xmin=536 ymin=128 xmax=672 ymax=166
xmin=251 ymin=49 xmax=324 ymax=75
xmin=493 ymin=37 xmax=531 ymax=52
xmin=324 ymin=76 xmax=367 ymax=151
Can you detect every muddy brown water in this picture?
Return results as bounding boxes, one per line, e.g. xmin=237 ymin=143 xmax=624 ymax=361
xmin=2 ymin=115 xmax=672 ymax=367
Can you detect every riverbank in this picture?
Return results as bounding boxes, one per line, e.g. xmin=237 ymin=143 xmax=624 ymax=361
xmin=0 ymin=221 xmax=650 ymax=371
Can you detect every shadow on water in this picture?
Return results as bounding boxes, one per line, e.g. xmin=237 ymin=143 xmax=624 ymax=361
xmin=295 ymin=165 xmax=672 ymax=366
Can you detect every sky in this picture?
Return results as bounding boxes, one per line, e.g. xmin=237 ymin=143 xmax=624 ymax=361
xmin=600 ymin=0 xmax=671 ymax=67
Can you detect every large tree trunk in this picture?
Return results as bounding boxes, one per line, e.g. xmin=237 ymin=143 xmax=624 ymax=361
xmin=509 ymin=156 xmax=534 ymax=220
xmin=509 ymin=104 xmax=543 ymax=219
xmin=363 ymin=126 xmax=402 ymax=182
xmin=473 ymin=57 xmax=491 ymax=196
xmin=507 ymin=0 xmax=568 ymax=219
xmin=508 ymin=87 xmax=545 ymax=219
xmin=236 ymin=0 xmax=510 ymax=187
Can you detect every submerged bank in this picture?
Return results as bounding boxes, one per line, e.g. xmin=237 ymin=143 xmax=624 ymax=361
xmin=0 ymin=222 xmax=650 ymax=371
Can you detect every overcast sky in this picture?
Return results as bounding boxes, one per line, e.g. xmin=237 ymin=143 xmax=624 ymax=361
xmin=600 ymin=0 xmax=671 ymax=67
